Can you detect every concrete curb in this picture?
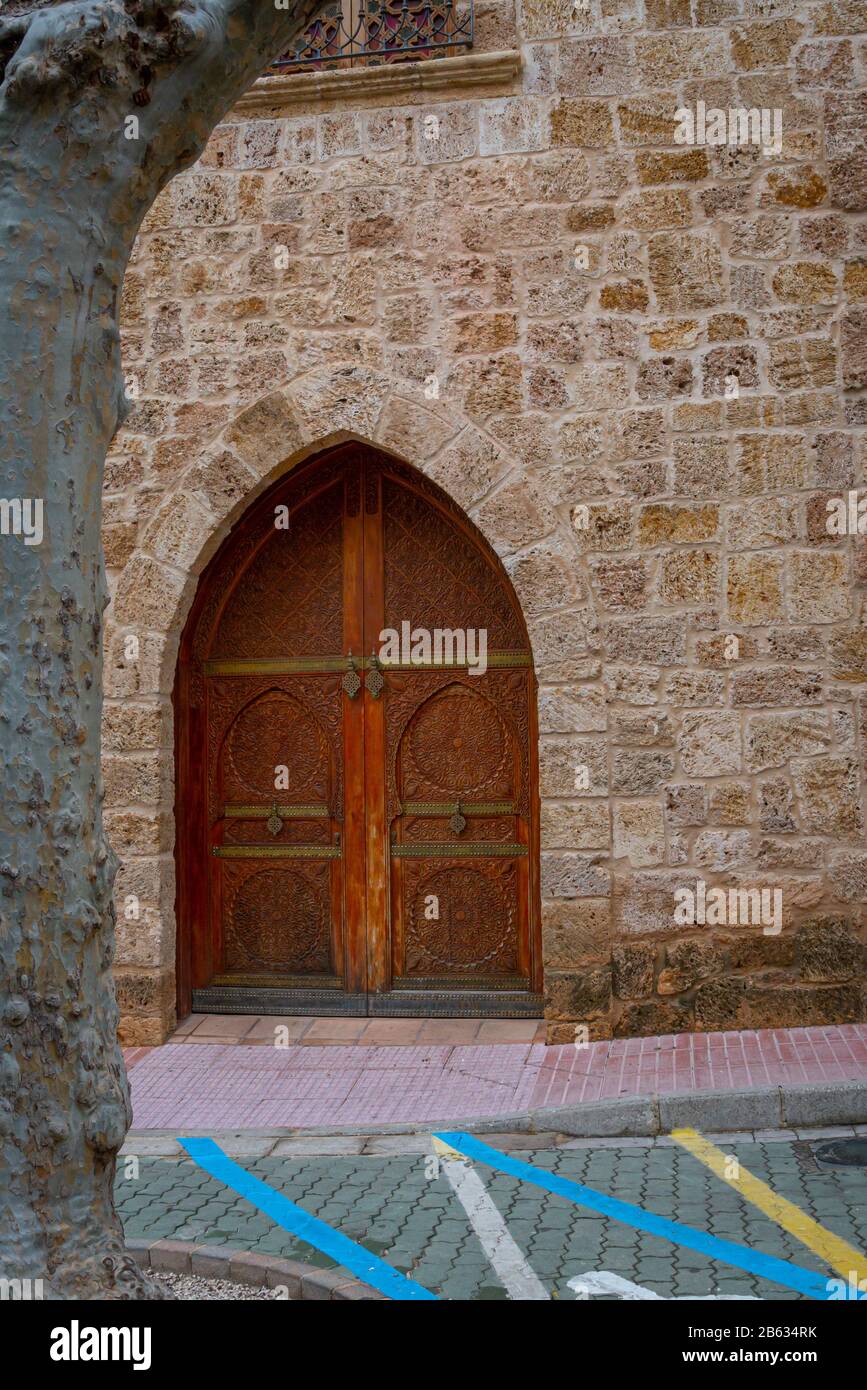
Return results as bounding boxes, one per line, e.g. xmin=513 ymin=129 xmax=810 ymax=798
xmin=127 ymin=1238 xmax=386 ymax=1300
xmin=124 ymin=1079 xmax=867 ymax=1150
xmin=533 ymin=1079 xmax=867 ymax=1138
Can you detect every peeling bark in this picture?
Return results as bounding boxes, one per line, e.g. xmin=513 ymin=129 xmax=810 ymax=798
xmin=0 ymin=0 xmax=319 ymax=1299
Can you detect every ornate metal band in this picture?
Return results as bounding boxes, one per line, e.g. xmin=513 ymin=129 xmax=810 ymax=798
xmin=203 ymin=651 xmax=531 ymax=676
xmin=379 ymin=650 xmax=531 ymax=670
xmin=223 ymin=804 xmax=329 ymax=819
xmin=402 ymin=801 xmax=514 ymax=816
xmin=205 ymin=657 xmax=347 ymax=675
xmin=391 ymin=842 xmax=527 ymax=857
xmin=212 ymin=845 xmax=341 ymax=859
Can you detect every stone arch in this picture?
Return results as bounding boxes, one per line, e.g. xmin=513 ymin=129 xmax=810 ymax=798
xmin=104 ymin=362 xmax=605 ymax=1044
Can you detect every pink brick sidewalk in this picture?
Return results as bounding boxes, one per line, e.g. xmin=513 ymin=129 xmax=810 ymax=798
xmin=126 ymin=1023 xmax=867 ymax=1131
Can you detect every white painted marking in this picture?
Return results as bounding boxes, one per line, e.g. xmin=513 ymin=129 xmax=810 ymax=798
xmin=432 ymin=1139 xmax=549 ymax=1301
xmin=569 ymin=1271 xmax=663 ymax=1300
xmin=568 ymin=1271 xmax=758 ymax=1301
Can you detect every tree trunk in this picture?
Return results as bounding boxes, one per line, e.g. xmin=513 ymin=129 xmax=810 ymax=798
xmin=0 ymin=0 xmax=318 ymax=1299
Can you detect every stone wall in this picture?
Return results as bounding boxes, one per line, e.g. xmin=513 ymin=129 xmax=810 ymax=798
xmin=104 ymin=0 xmax=867 ymax=1045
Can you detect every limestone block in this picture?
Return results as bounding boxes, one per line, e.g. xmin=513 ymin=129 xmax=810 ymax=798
xmin=792 ymin=756 xmax=864 ymax=838
xmin=726 ymin=553 xmax=785 ymax=625
xmin=746 ymin=713 xmax=832 ymax=772
xmin=730 ymin=19 xmax=804 ymax=72
xmin=606 ymin=664 xmax=661 ymax=705
xmin=612 ymin=750 xmax=675 ymax=795
xmin=542 ymin=898 xmax=611 ymax=967
xmin=541 ymin=855 xmax=611 ymax=899
xmin=693 ymin=828 xmax=753 ymax=871
xmin=708 ymin=781 xmax=752 ymax=826
xmin=550 ymin=98 xmax=614 ymax=147
xmin=612 ymin=942 xmax=656 ymax=999
xmin=605 ymin=615 xmax=686 ymax=665
xmin=730 ymin=668 xmax=823 ymax=708
xmin=678 ymin=712 xmax=742 ymax=776
xmin=289 ymin=367 xmax=391 ymax=440
xmin=657 ymin=938 xmax=720 ymax=996
xmin=540 ymin=736 xmax=608 ymax=797
xmin=658 ymin=548 xmax=720 ymax=605
xmin=376 ymin=397 xmax=458 ymax=462
xmin=665 ymin=783 xmax=708 ymax=827
xmin=664 ymin=671 xmax=725 ymax=706
xmin=223 ymin=392 xmax=305 ymax=475
xmin=789 ymin=550 xmax=851 ymax=622
xmin=796 ymin=916 xmax=863 ymax=983
xmin=538 ymin=686 xmax=607 ymax=735
xmin=541 ymin=802 xmax=611 ymax=850
xmin=473 ymin=478 xmax=557 ymax=553
xmin=530 ymin=610 xmax=597 ymax=681
xmin=571 ymin=501 xmax=633 ymax=553
xmin=544 ymin=968 xmax=612 ymax=1020
xmin=772 ymin=261 xmax=838 ymax=305
xmin=636 ymin=500 xmax=716 ymax=542
xmin=613 ymin=801 xmax=665 ymax=867
xmin=424 ymin=428 xmax=509 ymax=510
xmin=480 ymin=98 xmax=548 ymax=155
xmin=590 ymin=557 xmax=649 ymax=612
xmin=416 ymin=103 xmax=478 ymax=164
xmin=648 ymin=231 xmax=725 ymax=311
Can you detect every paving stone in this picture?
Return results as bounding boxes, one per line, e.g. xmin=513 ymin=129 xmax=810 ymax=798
xmin=115 ymin=1133 xmax=867 ymax=1302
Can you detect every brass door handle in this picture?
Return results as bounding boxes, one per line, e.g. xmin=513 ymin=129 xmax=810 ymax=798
xmin=342 ymin=651 xmax=361 ymax=699
xmin=366 ymin=650 xmax=384 ymax=699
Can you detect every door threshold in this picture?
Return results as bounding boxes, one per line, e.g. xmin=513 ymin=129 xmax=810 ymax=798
xmin=368 ymin=992 xmax=544 ymax=1018
xmin=192 ymin=985 xmax=543 ymax=1019
xmin=192 ymin=986 xmax=368 ymax=1016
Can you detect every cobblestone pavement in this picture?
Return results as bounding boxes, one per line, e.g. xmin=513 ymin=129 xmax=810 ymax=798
xmin=116 ymin=1133 xmax=867 ymax=1301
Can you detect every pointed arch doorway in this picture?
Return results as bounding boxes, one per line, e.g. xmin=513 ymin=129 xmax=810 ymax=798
xmin=175 ymin=443 xmax=542 ymax=1019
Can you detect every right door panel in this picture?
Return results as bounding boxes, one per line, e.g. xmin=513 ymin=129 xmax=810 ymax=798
xmin=362 ymin=453 xmax=542 ymax=1018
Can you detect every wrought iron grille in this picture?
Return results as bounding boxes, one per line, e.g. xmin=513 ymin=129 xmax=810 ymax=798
xmin=270 ymin=0 xmax=473 ymax=72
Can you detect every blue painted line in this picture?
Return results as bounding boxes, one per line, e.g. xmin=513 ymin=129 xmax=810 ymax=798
xmin=435 ymin=1132 xmax=838 ymax=1301
xmin=179 ymin=1137 xmax=438 ymax=1301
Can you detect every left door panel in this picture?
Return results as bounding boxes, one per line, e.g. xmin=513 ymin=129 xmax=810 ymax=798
xmin=179 ymin=455 xmax=368 ymax=1016
xmin=207 ymin=677 xmax=344 ymax=987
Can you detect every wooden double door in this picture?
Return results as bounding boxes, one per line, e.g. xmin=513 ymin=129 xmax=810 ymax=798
xmin=176 ymin=444 xmax=542 ymax=1018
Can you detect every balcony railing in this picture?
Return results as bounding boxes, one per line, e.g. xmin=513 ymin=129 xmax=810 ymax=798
xmin=270 ymin=0 xmax=473 ymax=72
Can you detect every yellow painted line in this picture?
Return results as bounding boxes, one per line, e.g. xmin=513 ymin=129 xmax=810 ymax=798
xmin=432 ymin=1134 xmax=467 ymax=1163
xmin=671 ymin=1127 xmax=867 ymax=1284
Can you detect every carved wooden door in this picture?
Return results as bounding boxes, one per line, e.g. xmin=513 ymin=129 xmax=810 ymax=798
xmin=177 ymin=452 xmax=368 ymax=1016
xmin=361 ymin=465 xmax=541 ymax=1016
xmin=176 ymin=444 xmax=542 ymax=1019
